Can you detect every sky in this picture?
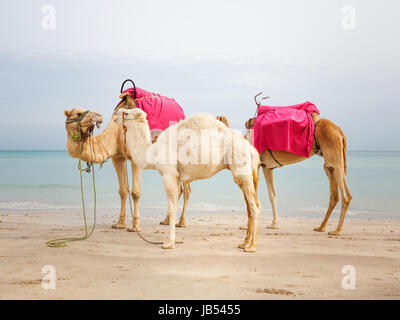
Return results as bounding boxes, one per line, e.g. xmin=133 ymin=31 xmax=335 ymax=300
xmin=0 ymin=0 xmax=399 ymax=150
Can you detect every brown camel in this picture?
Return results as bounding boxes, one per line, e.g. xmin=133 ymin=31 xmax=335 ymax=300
xmin=64 ymin=97 xmax=191 ymax=232
xmin=217 ymin=95 xmax=352 ymax=235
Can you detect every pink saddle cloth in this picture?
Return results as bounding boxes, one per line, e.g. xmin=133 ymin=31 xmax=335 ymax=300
xmin=253 ymin=102 xmax=320 ymax=157
xmin=117 ymin=87 xmax=185 ymax=131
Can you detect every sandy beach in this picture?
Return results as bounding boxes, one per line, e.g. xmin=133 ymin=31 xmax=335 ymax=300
xmin=0 ymin=211 xmax=399 ymax=300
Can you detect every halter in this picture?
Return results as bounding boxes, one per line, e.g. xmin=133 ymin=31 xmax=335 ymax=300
xmin=65 ymin=110 xmax=90 ymax=131
xmin=65 ymin=110 xmax=93 ymax=143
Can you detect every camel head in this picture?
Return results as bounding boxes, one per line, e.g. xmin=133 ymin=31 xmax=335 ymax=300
xmin=245 ymin=118 xmax=255 ymax=129
xmin=64 ymin=107 xmax=103 ymax=141
xmin=246 ymin=91 xmax=269 ymax=130
xmin=113 ymin=108 xmax=147 ymax=124
xmin=244 ymin=117 xmax=256 ymax=143
xmin=115 ymin=92 xmax=137 ymax=110
xmin=216 ymin=115 xmax=230 ymax=128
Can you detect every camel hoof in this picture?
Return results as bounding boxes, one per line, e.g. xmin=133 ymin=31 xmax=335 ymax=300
xmin=127 ymin=225 xmax=141 ymax=232
xmin=328 ymin=230 xmax=341 ymax=236
xmin=244 ymin=246 xmax=256 ymax=253
xmin=313 ymin=226 xmax=325 ymax=232
xmin=176 ymin=222 xmax=186 ymax=228
xmin=162 ymin=242 xmax=175 ymax=249
xmin=266 ymin=223 xmax=279 ymax=229
xmin=238 ymin=242 xmax=250 ymax=249
xmin=111 ymin=223 xmax=126 ymax=229
xmin=239 ymin=225 xmax=248 ymax=230
xmin=160 ymin=219 xmax=169 ymax=225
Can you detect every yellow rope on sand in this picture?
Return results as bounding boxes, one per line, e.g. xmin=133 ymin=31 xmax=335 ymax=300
xmin=47 ymin=142 xmax=96 ymax=248
xmin=46 ymin=120 xmax=181 ymax=248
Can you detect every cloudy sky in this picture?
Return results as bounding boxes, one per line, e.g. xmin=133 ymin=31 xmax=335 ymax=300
xmin=0 ymin=0 xmax=399 ymax=150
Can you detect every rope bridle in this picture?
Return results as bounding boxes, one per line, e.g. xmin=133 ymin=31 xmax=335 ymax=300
xmin=65 ymin=110 xmax=90 ymax=130
xmin=65 ymin=110 xmax=93 ymax=143
xmin=47 ymin=113 xmax=97 ymax=247
xmin=52 ymin=78 xmax=182 ymax=248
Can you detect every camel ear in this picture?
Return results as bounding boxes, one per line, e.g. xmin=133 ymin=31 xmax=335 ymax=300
xmin=64 ymin=109 xmax=71 ymax=117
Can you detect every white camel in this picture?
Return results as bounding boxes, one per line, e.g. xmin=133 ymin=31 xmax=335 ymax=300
xmin=115 ymin=108 xmax=261 ymax=251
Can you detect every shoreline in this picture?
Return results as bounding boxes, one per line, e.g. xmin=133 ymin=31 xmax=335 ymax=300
xmin=1 ymin=211 xmax=399 ymax=299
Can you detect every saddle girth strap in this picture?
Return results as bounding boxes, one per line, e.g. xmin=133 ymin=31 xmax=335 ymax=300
xmin=268 ymin=149 xmax=283 ymax=167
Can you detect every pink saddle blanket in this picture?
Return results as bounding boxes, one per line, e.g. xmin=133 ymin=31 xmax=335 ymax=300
xmin=253 ymin=102 xmax=320 ymax=157
xmin=117 ymin=87 xmax=185 ymax=131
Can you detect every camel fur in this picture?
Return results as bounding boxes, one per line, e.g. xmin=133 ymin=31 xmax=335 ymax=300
xmin=218 ymin=113 xmax=352 ymax=235
xmin=64 ymin=105 xmax=191 ymax=232
xmin=116 ymin=108 xmax=261 ymax=251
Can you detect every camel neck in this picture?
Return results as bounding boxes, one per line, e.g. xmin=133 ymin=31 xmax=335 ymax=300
xmin=244 ymin=128 xmax=254 ymax=144
xmin=125 ymin=121 xmax=154 ymax=170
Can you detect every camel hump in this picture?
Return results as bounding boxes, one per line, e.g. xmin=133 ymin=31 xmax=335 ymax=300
xmin=216 ymin=115 xmax=230 ymax=128
xmin=179 ymin=113 xmax=225 ymax=132
xmin=116 ymin=92 xmax=137 ymax=109
xmin=311 ymin=112 xmax=320 ymax=125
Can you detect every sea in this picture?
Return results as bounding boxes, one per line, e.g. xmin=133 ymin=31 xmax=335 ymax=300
xmin=0 ymin=150 xmax=399 ymax=220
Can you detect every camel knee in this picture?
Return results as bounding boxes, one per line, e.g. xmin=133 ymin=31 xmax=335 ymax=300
xmin=119 ymin=189 xmax=128 ymax=199
xmin=342 ymin=194 xmax=352 ymax=206
xmin=131 ymin=190 xmax=140 ymax=201
xmin=247 ymin=197 xmax=260 ymax=218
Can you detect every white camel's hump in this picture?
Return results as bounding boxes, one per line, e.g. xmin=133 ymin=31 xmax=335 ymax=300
xmin=125 ymin=108 xmax=225 ymax=130
xmin=175 ymin=113 xmax=227 ymax=132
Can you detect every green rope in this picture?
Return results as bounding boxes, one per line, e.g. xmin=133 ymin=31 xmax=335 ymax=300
xmin=47 ymin=142 xmax=97 ymax=248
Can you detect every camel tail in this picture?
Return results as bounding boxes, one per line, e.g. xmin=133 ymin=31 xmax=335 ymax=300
xmin=338 ymin=126 xmax=348 ymax=175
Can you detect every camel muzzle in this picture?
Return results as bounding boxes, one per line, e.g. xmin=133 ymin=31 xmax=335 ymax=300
xmin=89 ymin=112 xmax=103 ymax=129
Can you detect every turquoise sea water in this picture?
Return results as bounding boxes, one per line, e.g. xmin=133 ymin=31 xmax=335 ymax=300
xmin=0 ymin=150 xmax=399 ymax=219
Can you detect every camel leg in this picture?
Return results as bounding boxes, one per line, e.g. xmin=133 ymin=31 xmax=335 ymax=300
xmin=162 ymin=174 xmax=180 ymax=249
xmin=159 ymin=215 xmax=170 ymax=225
xmin=111 ymin=157 xmax=128 ymax=229
xmin=238 ymin=192 xmax=253 ymax=249
xmin=176 ymin=182 xmax=191 ymax=227
xmin=160 ymin=183 xmax=182 ymax=225
xmin=238 ymin=190 xmax=250 ymax=230
xmin=328 ymin=168 xmax=352 ymax=235
xmin=233 ymin=175 xmax=259 ymax=252
xmin=314 ymin=120 xmax=352 ymax=235
xmin=262 ymin=167 xmax=279 ymax=229
xmin=127 ymin=161 xmax=142 ymax=232
xmin=314 ymin=165 xmax=339 ymax=232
